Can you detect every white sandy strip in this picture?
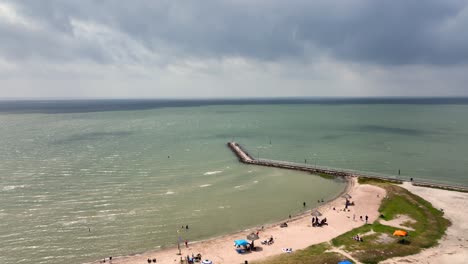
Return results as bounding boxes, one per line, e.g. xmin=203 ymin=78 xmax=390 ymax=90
xmin=382 ymin=182 xmax=468 ymax=264
xmin=98 ymin=178 xmax=386 ymax=264
xmin=379 ymin=214 xmax=416 ymax=231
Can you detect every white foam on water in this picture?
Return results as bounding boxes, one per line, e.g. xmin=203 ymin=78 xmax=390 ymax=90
xmin=218 ymin=206 xmax=225 ymax=209
xmin=165 ymin=191 xmax=175 ymax=195
xmin=199 ymin=184 xmax=212 ymax=188
xmin=234 ymin=185 xmax=242 ymax=188
xmin=203 ymin=171 xmax=222 ymax=175
xmin=61 ymin=219 xmax=87 ymax=226
xmin=2 ymin=185 xmax=25 ymax=191
xmin=253 ymin=181 xmax=259 ymax=183
xmin=248 ymin=170 xmax=253 ymax=173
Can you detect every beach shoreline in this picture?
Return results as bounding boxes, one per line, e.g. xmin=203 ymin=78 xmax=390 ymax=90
xmin=89 ymin=179 xmax=468 ymax=264
xmin=91 ymin=176 xmax=388 ymax=264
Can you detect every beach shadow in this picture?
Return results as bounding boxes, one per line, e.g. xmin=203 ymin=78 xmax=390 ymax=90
xmin=252 ymin=246 xmax=264 ymax=252
xmin=398 ymin=239 xmax=411 ymax=245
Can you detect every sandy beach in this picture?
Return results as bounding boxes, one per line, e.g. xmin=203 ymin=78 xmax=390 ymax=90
xmin=96 ymin=178 xmax=386 ymax=264
xmin=91 ymin=180 xmax=468 ymax=264
xmin=382 ymin=183 xmax=468 ymax=264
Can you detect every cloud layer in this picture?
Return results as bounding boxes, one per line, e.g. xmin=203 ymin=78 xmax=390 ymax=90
xmin=1 ymin=0 xmax=468 ymax=98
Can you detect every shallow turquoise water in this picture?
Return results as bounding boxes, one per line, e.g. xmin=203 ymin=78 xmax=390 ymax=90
xmin=0 ymin=102 xmax=467 ymax=263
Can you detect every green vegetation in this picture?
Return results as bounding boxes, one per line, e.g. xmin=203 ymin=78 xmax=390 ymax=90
xmin=331 ymin=183 xmax=450 ymax=263
xmin=254 ymin=181 xmax=449 ymax=264
xmin=252 ymin=243 xmax=352 ymax=264
xmin=358 ymin=177 xmax=402 ymax=185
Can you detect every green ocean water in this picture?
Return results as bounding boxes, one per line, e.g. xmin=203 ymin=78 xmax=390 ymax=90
xmin=0 ymin=102 xmax=467 ymax=264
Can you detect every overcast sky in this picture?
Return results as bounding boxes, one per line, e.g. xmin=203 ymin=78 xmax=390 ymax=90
xmin=1 ymin=0 xmax=468 ymax=98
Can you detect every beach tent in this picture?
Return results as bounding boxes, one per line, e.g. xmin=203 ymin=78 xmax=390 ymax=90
xmin=338 ymin=260 xmax=352 ymax=264
xmin=234 ymin=239 xmax=250 ymax=247
xmin=393 ymin=230 xmax=408 ymax=237
xmin=393 ymin=230 xmax=408 ymax=244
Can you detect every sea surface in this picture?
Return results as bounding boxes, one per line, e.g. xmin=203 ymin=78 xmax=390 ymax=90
xmin=0 ymin=98 xmax=467 ymax=264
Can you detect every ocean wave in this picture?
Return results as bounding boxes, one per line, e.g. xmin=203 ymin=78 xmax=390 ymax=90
xmin=203 ymin=171 xmax=222 ymax=175
xmin=61 ymin=219 xmax=87 ymax=226
xmin=2 ymin=185 xmax=25 ymax=191
xmin=199 ymin=184 xmax=212 ymax=188
xmin=165 ymin=191 xmax=175 ymax=195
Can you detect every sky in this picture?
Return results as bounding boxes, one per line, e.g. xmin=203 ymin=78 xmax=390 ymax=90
xmin=1 ymin=0 xmax=468 ymax=99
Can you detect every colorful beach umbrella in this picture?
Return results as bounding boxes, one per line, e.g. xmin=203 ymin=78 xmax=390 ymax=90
xmin=393 ymin=230 xmax=408 ymax=237
xmin=338 ymin=260 xmax=352 ymax=264
xmin=234 ymin=239 xmax=250 ymax=247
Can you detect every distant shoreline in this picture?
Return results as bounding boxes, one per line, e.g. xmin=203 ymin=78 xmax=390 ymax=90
xmin=2 ymin=97 xmax=468 ymax=114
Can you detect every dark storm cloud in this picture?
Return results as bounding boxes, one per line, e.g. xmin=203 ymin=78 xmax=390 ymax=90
xmin=3 ymin=0 xmax=468 ymax=65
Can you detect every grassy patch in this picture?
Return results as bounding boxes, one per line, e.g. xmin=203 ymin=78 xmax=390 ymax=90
xmin=252 ymin=243 xmax=351 ymax=264
xmin=358 ymin=177 xmax=402 ymax=185
xmin=332 ymin=184 xmax=450 ymax=263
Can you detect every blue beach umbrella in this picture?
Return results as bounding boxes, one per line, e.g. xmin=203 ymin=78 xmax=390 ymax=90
xmin=338 ymin=260 xmax=353 ymax=264
xmin=234 ymin=239 xmax=250 ymax=247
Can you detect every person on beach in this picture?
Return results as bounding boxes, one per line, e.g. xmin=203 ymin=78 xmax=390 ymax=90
xmin=365 ymin=215 xmax=368 ymax=224
xmin=185 ymin=239 xmax=188 ymax=248
xmin=303 ymin=201 xmax=306 ymax=207
xmin=360 ymin=215 xmax=363 ymax=221
xmin=353 ymin=214 xmax=356 ymax=221
xmin=186 ymin=225 xmax=189 ymax=230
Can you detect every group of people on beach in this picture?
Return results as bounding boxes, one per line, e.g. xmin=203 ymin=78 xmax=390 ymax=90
xmin=312 ymin=216 xmax=327 ymax=227
xmin=261 ymin=236 xmax=275 ymax=245
xmin=345 ymin=198 xmax=355 ymax=209
xmin=99 ymin=256 xmax=112 ymax=263
xmin=352 ymin=234 xmax=364 ymax=242
xmin=185 ymin=253 xmax=202 ymax=264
